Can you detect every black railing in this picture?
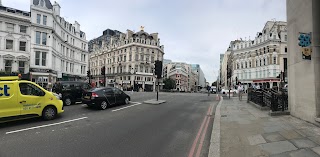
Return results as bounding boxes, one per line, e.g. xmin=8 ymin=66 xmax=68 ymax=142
xmin=248 ymin=88 xmax=288 ymax=112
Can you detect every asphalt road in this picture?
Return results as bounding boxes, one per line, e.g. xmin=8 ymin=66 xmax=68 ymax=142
xmin=0 ymin=92 xmax=217 ymax=157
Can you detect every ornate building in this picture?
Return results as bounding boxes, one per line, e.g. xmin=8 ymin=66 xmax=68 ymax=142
xmin=0 ymin=4 xmax=31 ymax=75
xmin=223 ymin=21 xmax=288 ymax=90
xmin=89 ymin=27 xmax=164 ymax=91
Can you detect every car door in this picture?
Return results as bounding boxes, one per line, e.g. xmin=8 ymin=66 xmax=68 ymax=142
xmin=0 ymin=82 xmax=19 ymax=118
xmin=74 ymin=83 xmax=83 ymax=101
xmin=104 ymin=88 xmax=116 ymax=105
xmin=113 ymin=88 xmax=125 ymax=104
xmin=18 ymin=82 xmax=46 ymax=116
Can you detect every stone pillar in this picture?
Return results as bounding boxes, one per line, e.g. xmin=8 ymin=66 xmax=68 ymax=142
xmin=313 ymin=0 xmax=320 ymax=117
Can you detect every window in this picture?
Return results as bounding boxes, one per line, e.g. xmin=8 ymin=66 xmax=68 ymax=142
xmin=35 ymin=51 xmax=40 ymax=65
xmin=273 ymin=57 xmax=277 ymax=64
xmin=124 ymin=55 xmax=126 ymax=62
xmin=42 ymin=33 xmax=47 ymax=45
xmin=37 ymin=14 xmax=41 ymax=24
xmin=285 ymin=47 xmax=287 ymax=53
xmin=19 ymin=41 xmax=26 ymax=51
xmin=135 ymin=54 xmax=139 ymax=61
xmin=284 ymin=35 xmax=287 ymax=41
xmin=140 ymin=54 xmax=144 ymax=61
xmin=19 ymin=61 xmax=25 ymax=73
xmin=19 ymin=83 xmax=44 ymax=96
xmin=4 ymin=60 xmax=12 ymax=73
xmin=6 ymin=23 xmax=14 ymax=32
xmin=36 ymin=31 xmax=41 ymax=44
xmin=6 ymin=39 xmax=13 ymax=50
xmin=35 ymin=51 xmax=46 ymax=66
xmin=20 ymin=25 xmax=27 ymax=33
xmin=264 ymin=59 xmax=266 ymax=66
xmin=43 ymin=15 xmax=47 ymax=25
xmin=249 ymin=62 xmax=251 ymax=68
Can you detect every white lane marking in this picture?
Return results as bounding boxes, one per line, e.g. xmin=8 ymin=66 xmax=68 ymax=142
xmin=6 ymin=117 xmax=88 ymax=135
xmin=112 ymin=102 xmax=142 ymax=112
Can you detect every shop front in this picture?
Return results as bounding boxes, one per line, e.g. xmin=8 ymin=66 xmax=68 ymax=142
xmin=29 ymin=68 xmax=57 ymax=91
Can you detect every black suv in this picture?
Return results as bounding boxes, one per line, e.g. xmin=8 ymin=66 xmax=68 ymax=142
xmin=52 ymin=81 xmax=92 ymax=106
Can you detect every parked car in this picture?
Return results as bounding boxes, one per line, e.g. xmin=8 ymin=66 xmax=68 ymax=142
xmin=211 ymin=87 xmax=217 ymax=93
xmin=52 ymin=81 xmax=92 ymax=106
xmin=82 ymin=87 xmax=131 ymax=110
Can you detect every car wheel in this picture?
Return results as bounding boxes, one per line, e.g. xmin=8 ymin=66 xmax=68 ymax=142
xmin=124 ymin=97 xmax=130 ymax=105
xmin=100 ymin=101 xmax=108 ymax=110
xmin=64 ymin=98 xmax=72 ymax=106
xmin=42 ymin=106 xmax=57 ymax=120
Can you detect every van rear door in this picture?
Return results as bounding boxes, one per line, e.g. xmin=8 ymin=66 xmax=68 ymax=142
xmin=0 ymin=82 xmax=20 ymax=118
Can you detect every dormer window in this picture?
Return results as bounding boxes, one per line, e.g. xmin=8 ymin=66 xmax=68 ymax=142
xmin=39 ymin=0 xmax=45 ymax=7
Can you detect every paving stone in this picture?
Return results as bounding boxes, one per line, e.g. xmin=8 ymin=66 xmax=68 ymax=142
xmin=309 ymin=136 xmax=320 ymax=145
xmin=262 ymin=132 xmax=286 ymax=142
xmin=259 ymin=141 xmax=297 ymax=155
xmin=311 ymin=146 xmax=320 ymax=156
xmin=263 ymin=126 xmax=285 ymax=133
xmin=288 ymin=149 xmax=320 ymax=157
xmin=247 ymin=134 xmax=267 ymax=145
xmin=290 ymin=138 xmax=318 ymax=148
xmin=279 ymin=130 xmax=304 ymax=140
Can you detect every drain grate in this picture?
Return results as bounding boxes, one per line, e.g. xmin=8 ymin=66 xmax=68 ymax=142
xmin=221 ymin=115 xmax=227 ymax=117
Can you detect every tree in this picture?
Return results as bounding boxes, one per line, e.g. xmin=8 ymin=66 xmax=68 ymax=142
xmin=212 ymin=81 xmax=217 ymax=86
xmin=163 ymin=78 xmax=176 ymax=90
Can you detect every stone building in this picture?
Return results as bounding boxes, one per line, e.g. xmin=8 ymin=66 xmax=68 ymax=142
xmin=30 ymin=0 xmax=88 ymax=88
xmin=89 ymin=27 xmax=164 ymax=91
xmin=0 ymin=3 xmax=31 ymax=75
xmin=222 ymin=21 xmax=288 ymax=90
xmin=287 ymin=0 xmax=320 ymax=124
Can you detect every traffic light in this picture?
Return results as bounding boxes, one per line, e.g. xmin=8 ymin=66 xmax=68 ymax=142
xmin=101 ymin=66 xmax=105 ymax=76
xmin=87 ymin=70 xmax=91 ymax=77
xmin=154 ymin=60 xmax=163 ymax=79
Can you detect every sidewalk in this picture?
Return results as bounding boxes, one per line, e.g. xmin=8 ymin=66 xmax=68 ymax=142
xmin=215 ymin=96 xmax=320 ymax=157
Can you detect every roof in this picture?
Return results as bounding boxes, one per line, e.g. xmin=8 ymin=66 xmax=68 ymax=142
xmin=33 ymin=0 xmax=53 ymax=9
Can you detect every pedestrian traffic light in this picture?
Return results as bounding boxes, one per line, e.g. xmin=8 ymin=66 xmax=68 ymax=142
xmin=87 ymin=70 xmax=91 ymax=77
xmin=101 ymin=66 xmax=105 ymax=76
xmin=154 ymin=60 xmax=163 ymax=79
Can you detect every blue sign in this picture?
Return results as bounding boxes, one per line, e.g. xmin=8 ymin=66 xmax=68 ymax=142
xmin=298 ymin=33 xmax=312 ymax=47
xmin=0 ymin=85 xmax=10 ymax=96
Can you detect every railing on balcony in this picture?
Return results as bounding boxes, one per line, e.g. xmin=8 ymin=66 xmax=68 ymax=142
xmin=248 ymin=88 xmax=288 ymax=112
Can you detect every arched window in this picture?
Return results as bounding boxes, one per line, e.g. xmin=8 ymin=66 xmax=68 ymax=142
xmin=263 ymin=58 xmax=266 ymax=66
xmin=273 ymin=57 xmax=277 ymax=64
xmin=260 ymin=59 xmax=262 ymax=66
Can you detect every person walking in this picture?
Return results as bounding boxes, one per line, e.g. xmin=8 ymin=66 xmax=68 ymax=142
xmin=238 ymin=82 xmax=244 ymax=101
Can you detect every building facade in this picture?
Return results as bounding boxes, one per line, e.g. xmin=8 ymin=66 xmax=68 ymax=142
xmin=225 ymin=21 xmax=288 ymax=91
xmin=191 ymin=64 xmax=206 ymax=90
xmin=89 ymin=28 xmax=164 ymax=92
xmin=30 ymin=0 xmax=88 ymax=89
xmin=0 ymin=3 xmax=31 ymax=76
xmin=287 ymin=0 xmax=320 ymax=124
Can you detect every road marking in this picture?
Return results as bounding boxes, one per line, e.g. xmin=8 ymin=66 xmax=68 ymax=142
xmin=112 ymin=102 xmax=142 ymax=112
xmin=5 ymin=117 xmax=88 ymax=135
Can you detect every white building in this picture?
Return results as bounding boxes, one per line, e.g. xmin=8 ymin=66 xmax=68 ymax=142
xmin=226 ymin=21 xmax=288 ymax=90
xmin=30 ymin=0 xmax=88 ymax=89
xmin=89 ymin=27 xmax=164 ymax=91
xmin=0 ymin=4 xmax=31 ymax=75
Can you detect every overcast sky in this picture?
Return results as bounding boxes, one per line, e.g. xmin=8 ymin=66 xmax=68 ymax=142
xmin=4 ymin=0 xmax=286 ymax=83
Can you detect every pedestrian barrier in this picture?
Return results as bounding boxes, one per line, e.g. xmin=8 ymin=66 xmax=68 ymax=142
xmin=248 ymin=88 xmax=288 ymax=112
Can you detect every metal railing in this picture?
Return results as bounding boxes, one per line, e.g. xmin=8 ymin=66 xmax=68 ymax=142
xmin=248 ymin=88 xmax=288 ymax=112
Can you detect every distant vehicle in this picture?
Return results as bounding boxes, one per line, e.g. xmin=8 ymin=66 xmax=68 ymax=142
xmin=220 ymin=88 xmax=238 ymax=95
xmin=52 ymin=81 xmax=92 ymax=106
xmin=82 ymin=87 xmax=131 ymax=110
xmin=0 ymin=76 xmax=64 ymax=122
xmin=211 ymin=86 xmax=217 ymax=93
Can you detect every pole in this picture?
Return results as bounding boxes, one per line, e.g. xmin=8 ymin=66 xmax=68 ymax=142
xmin=157 ymin=79 xmax=159 ymax=101
xmin=229 ymin=78 xmax=230 ymax=99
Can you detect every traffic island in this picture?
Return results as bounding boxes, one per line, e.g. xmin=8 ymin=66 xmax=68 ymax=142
xmin=143 ymin=99 xmax=166 ymax=105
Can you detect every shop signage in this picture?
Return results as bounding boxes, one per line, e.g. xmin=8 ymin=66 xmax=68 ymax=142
xmin=29 ymin=68 xmax=57 ymax=74
xmin=298 ymin=33 xmax=312 ymax=60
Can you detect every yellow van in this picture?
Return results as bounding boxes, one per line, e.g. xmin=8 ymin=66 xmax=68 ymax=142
xmin=0 ymin=76 xmax=64 ymax=122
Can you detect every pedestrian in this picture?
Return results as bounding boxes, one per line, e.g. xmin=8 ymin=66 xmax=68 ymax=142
xmin=238 ymin=82 xmax=244 ymax=101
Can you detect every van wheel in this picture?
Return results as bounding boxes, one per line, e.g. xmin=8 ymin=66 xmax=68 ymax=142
xmin=64 ymin=98 xmax=72 ymax=106
xmin=42 ymin=106 xmax=57 ymax=120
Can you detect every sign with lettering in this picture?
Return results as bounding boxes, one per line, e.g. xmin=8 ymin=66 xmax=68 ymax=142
xmin=29 ymin=68 xmax=57 ymax=75
xmin=298 ymin=33 xmax=312 ymax=60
